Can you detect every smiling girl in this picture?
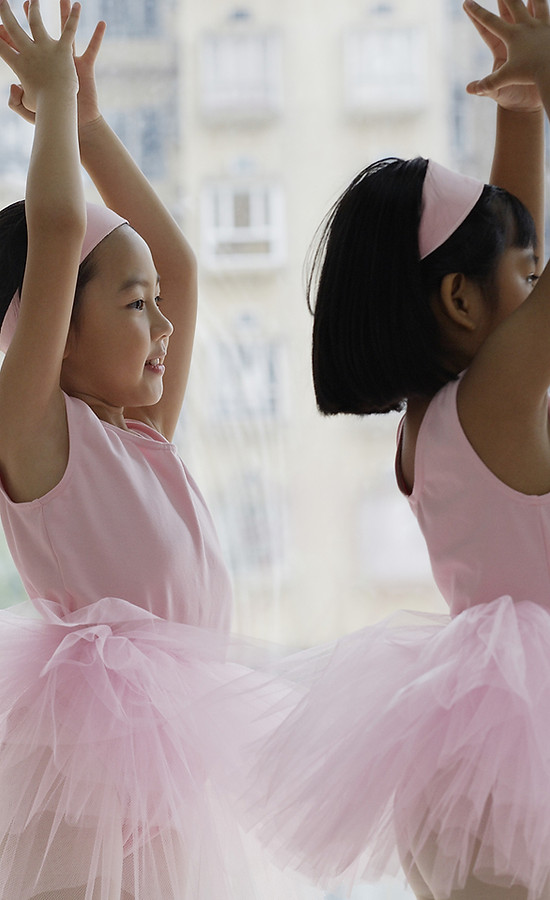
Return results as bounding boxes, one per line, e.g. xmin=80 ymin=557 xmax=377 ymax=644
xmin=0 ymin=1 xmax=306 ymax=898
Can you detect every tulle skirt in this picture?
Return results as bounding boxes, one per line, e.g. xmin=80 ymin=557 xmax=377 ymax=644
xmin=0 ymin=595 xmax=321 ymax=900
xmin=239 ymin=595 xmax=550 ymax=900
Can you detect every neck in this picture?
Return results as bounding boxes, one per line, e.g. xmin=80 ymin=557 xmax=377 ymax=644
xmin=68 ymin=391 xmax=130 ymax=430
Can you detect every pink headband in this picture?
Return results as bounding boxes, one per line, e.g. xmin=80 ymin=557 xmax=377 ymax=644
xmin=419 ymin=160 xmax=484 ymax=260
xmin=0 ymin=203 xmax=128 ymax=353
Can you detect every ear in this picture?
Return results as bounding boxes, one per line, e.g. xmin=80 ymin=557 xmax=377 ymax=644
xmin=436 ymin=272 xmax=483 ymax=333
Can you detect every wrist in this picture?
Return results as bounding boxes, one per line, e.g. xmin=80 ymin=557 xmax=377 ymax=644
xmin=497 ymin=104 xmax=544 ymax=117
xmin=35 ymin=85 xmax=78 ymax=116
xmin=79 ymin=114 xmax=106 ymax=140
xmin=78 ymin=110 xmax=103 ymax=132
xmin=35 ymin=79 xmax=78 ymax=105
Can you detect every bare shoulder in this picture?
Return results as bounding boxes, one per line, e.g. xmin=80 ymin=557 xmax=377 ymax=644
xmin=0 ymin=389 xmax=70 ymax=503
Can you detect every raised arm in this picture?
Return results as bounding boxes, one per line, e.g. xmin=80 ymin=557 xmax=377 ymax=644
xmin=461 ymin=0 xmax=550 ymax=406
xmin=0 ymin=0 xmax=86 ymax=501
xmin=466 ymin=0 xmax=545 ymax=260
xmin=78 ymin=120 xmax=196 ymax=440
xmin=491 ymin=107 xmax=545 ymax=258
xmin=452 ymin=0 xmax=550 ymax=494
xmin=61 ymin=1 xmax=196 ymax=440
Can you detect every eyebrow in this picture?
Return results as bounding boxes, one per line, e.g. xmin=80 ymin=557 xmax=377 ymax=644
xmin=119 ymin=273 xmax=160 ymax=293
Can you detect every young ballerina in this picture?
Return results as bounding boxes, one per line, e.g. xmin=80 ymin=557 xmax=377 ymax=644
xmin=0 ymin=2 xmax=323 ymax=899
xmin=241 ymin=1 xmax=550 ymax=899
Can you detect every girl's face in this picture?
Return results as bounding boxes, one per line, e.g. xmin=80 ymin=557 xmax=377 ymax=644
xmin=61 ymin=225 xmax=173 ymax=411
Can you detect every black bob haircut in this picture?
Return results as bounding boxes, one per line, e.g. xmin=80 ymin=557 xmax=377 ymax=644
xmin=308 ymin=157 xmax=537 ymax=415
xmin=0 ymin=200 xmax=99 ymax=333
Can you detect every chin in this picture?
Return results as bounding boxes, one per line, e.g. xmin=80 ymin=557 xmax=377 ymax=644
xmin=138 ymin=387 xmax=164 ymax=407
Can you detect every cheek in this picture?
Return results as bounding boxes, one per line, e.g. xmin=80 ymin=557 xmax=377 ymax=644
xmin=510 ymin=283 xmax=530 ymax=311
xmin=497 ymin=279 xmax=527 ymax=319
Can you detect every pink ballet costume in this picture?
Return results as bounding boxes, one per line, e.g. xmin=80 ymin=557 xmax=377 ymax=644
xmin=242 ymin=374 xmax=550 ymax=898
xmin=0 ymin=390 xmax=226 ymax=897
xmin=0 ymin=401 xmax=320 ymax=898
xmin=0 ymin=203 xmax=324 ymax=900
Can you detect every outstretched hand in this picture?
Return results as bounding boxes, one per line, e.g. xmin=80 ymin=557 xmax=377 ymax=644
xmin=4 ymin=0 xmax=105 ymax=127
xmin=0 ymin=0 xmax=80 ymax=114
xmin=464 ymin=0 xmax=550 ymax=100
xmin=465 ymin=0 xmax=542 ymax=110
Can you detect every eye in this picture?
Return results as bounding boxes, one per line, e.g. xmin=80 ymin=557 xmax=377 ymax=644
xmin=129 ymin=299 xmax=145 ymax=310
xmin=155 ymin=295 xmax=163 ymax=306
xmin=527 ymin=273 xmax=540 ymax=287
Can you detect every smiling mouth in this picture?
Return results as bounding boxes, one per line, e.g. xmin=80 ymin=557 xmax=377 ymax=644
xmin=145 ymin=357 xmax=166 ymax=373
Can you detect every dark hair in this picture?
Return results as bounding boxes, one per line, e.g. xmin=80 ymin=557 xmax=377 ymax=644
xmin=0 ymin=200 xmax=97 ymax=334
xmin=308 ymin=157 xmax=537 ymax=415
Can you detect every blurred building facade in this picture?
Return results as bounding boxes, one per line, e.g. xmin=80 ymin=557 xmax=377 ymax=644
xmin=0 ymin=0 xmax=502 ymax=644
xmin=178 ymin=0 xmax=498 ymax=643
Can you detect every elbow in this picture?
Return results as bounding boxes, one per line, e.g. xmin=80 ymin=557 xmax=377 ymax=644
xmin=28 ymin=203 xmax=87 ymax=245
xmin=180 ymin=240 xmax=197 ymax=279
xmin=172 ymin=242 xmax=197 ymax=290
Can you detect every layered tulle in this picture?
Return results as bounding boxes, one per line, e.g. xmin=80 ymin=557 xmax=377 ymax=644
xmin=239 ymin=596 xmax=550 ymax=899
xmin=0 ymin=596 xmax=320 ymax=900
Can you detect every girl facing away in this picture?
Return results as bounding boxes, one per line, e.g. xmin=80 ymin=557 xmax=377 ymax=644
xmin=0 ymin=2 xmax=323 ymax=899
xmin=240 ymin=1 xmax=550 ymax=899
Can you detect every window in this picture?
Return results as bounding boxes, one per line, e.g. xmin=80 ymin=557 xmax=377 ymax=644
xmin=201 ymin=181 xmax=286 ymax=271
xmin=80 ymin=0 xmax=164 ymax=38
xmin=345 ymin=26 xmax=427 ymax=115
xmin=107 ymin=108 xmax=168 ymax=181
xmin=200 ymin=31 xmax=283 ymax=121
xmin=447 ymin=0 xmax=465 ymax=19
xmin=450 ymin=83 xmax=473 ymax=161
xmin=215 ymin=472 xmax=287 ymax=578
xmin=358 ymin=477 xmax=434 ymax=585
xmin=208 ymin=317 xmax=287 ymax=422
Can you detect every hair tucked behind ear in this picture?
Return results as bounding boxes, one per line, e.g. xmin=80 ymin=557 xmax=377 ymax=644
xmin=308 ymin=157 xmax=536 ymax=416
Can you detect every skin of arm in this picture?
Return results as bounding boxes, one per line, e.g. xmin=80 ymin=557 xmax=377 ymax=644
xmin=463 ymin=0 xmax=550 ymax=373
xmin=64 ymin=0 xmax=196 ymax=440
xmin=490 ymin=104 xmax=545 ymax=260
xmin=444 ymin=0 xmax=550 ymax=494
xmin=78 ymin=117 xmax=197 ymax=441
xmin=0 ymin=0 xmax=86 ymax=501
xmin=468 ymin=0 xmax=545 ymax=260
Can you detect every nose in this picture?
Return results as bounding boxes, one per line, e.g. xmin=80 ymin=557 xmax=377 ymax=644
xmin=151 ymin=304 xmax=174 ymax=339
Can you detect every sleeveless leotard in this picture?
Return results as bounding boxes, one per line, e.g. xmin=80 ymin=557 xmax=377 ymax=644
xmin=0 ymin=393 xmax=317 ymax=900
xmin=0 ymin=392 xmax=231 ymax=627
xmin=402 ymin=377 xmax=550 ymax=616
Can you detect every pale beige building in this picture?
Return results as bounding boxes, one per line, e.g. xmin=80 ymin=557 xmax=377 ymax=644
xmin=178 ymin=0 xmax=487 ymax=645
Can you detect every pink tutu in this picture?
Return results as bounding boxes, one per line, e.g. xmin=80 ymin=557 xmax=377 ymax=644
xmin=0 ymin=596 xmax=320 ymax=900
xmin=240 ymin=596 xmax=550 ymax=899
